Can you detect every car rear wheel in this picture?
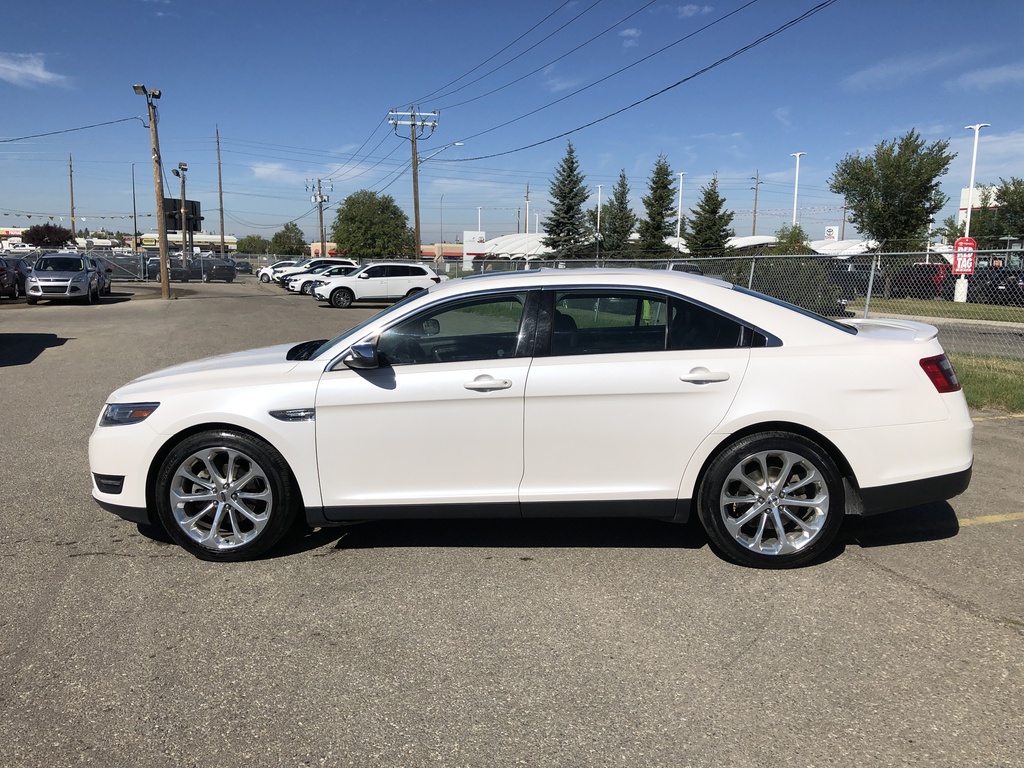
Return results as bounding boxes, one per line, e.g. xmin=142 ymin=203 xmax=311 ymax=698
xmin=155 ymin=430 xmax=299 ymax=561
xmin=405 ymin=287 xmax=425 ymax=297
xmin=330 ymin=287 xmax=354 ymax=308
xmin=697 ymin=432 xmax=844 ymax=569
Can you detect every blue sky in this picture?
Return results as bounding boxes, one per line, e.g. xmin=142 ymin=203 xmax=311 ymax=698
xmin=2 ymin=0 xmax=1022 ymax=246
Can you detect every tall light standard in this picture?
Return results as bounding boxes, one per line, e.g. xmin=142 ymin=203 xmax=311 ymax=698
xmin=171 ymin=163 xmax=187 ymax=260
xmin=791 ymin=152 xmax=806 ymax=226
xmin=477 ymin=207 xmax=482 ymax=231
xmin=964 ymin=123 xmax=990 ymax=239
xmin=676 ymin=172 xmax=686 ymax=252
xmin=595 ymin=184 xmax=603 ymax=262
xmin=133 ymin=84 xmax=170 ymax=298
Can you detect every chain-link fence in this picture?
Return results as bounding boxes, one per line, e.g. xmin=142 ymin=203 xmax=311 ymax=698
xmin=458 ymin=250 xmax=1024 ymax=361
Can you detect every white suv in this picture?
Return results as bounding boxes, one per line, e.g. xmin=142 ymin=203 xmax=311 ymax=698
xmin=257 ymin=260 xmax=297 ymax=283
xmin=312 ymin=262 xmax=442 ymax=307
xmin=273 ymin=257 xmax=357 ymax=284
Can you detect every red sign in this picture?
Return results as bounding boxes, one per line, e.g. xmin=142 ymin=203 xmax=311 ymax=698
xmin=953 ymin=236 xmax=977 ymax=276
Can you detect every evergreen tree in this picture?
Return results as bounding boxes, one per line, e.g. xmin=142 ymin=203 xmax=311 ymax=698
xmin=686 ymin=176 xmax=735 ymax=257
xmin=637 ymin=154 xmax=676 ymax=254
xmin=542 ymin=141 xmax=589 ymax=257
xmin=601 ymin=169 xmax=637 ymax=256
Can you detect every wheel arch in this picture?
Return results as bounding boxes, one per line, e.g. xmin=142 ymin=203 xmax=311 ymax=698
xmin=145 ymin=421 xmax=306 ymax=516
xmin=680 ymin=419 xmax=859 ymax=520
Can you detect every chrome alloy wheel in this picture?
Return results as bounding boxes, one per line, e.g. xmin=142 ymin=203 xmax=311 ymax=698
xmin=168 ymin=446 xmax=274 ymax=551
xmin=718 ymin=449 xmax=829 ymax=556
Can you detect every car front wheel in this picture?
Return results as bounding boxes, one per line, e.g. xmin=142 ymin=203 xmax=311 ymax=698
xmin=259 ymin=273 xmax=270 ymax=283
xmin=696 ymin=432 xmax=844 ymax=569
xmin=330 ymin=287 xmax=354 ymax=308
xmin=154 ymin=430 xmax=299 ymax=561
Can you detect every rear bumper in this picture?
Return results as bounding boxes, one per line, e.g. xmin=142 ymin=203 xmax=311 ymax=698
xmin=858 ymin=464 xmax=972 ymax=516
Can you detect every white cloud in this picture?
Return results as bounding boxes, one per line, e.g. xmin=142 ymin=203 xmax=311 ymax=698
xmin=678 ymin=5 xmax=713 ymax=18
xmin=620 ymin=28 xmax=641 ymax=49
xmin=250 ymin=162 xmax=306 ymax=186
xmin=842 ymin=51 xmax=964 ymax=91
xmin=0 ymin=52 xmax=67 ymax=87
xmin=948 ymin=64 xmax=1024 ymax=90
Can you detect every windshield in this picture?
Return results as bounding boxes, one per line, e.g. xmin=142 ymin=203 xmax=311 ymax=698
xmin=35 ymin=256 xmax=85 ymax=272
xmin=311 ymin=291 xmax=426 ymax=359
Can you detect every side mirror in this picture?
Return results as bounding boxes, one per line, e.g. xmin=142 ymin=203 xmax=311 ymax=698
xmin=342 ymin=339 xmax=379 ymax=370
xmin=358 ymin=272 xmax=370 ymax=279
xmin=421 ymin=318 xmax=440 ymax=336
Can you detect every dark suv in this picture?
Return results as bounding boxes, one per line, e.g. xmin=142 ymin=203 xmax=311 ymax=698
xmin=189 ymin=257 xmax=236 ymax=282
xmin=964 ymin=266 xmax=1024 ymax=306
xmin=891 ymin=262 xmax=951 ymax=299
xmin=0 ymin=257 xmax=22 ymax=299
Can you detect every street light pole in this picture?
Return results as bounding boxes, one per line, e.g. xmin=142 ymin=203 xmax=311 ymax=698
xmin=964 ymin=123 xmax=990 ymax=239
xmin=791 ymin=152 xmax=806 ymax=226
xmin=595 ymin=184 xmax=603 ymax=262
xmin=676 ymin=172 xmax=686 ymax=252
xmin=133 ymin=84 xmax=170 ymax=299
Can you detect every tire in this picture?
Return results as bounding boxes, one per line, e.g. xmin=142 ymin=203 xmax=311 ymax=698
xmin=696 ymin=432 xmax=844 ymax=569
xmin=84 ymin=284 xmax=95 ymax=305
xmin=405 ymin=287 xmax=425 ymax=298
xmin=202 ymin=272 xmax=211 ymax=283
xmin=260 ymin=273 xmax=270 ymax=283
xmin=330 ymin=287 xmax=354 ymax=308
xmin=5 ymin=282 xmax=15 ymax=299
xmin=26 ymin=296 xmax=37 ymax=305
xmin=299 ymin=281 xmax=311 ymax=295
xmin=154 ymin=430 xmax=299 ymax=561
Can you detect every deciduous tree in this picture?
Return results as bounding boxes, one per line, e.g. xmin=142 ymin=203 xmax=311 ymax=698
xmin=270 ymin=222 xmax=306 ymax=256
xmin=20 ymin=223 xmax=73 ymax=249
xmin=828 ymin=129 xmax=955 ymax=252
xmin=330 ymin=190 xmax=413 ymax=258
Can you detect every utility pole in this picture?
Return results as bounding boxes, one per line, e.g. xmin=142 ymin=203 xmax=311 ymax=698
xmin=216 ymin=126 xmax=226 ymax=257
xmin=133 ymin=84 xmax=170 ymax=299
xmin=307 ymin=179 xmax=331 ymax=256
xmin=750 ymin=170 xmax=761 ymax=236
xmin=389 ymin=106 xmax=438 ymax=260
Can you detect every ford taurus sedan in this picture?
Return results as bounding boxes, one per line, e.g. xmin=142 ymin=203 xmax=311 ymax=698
xmin=89 ymin=269 xmax=973 ymax=567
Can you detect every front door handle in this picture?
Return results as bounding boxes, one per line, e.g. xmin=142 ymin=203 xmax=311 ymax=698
xmin=464 ymin=376 xmax=513 ymax=391
xmin=679 ymin=368 xmax=730 ymax=384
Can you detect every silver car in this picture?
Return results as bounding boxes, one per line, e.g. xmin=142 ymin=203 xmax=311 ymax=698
xmin=25 ymin=253 xmax=102 ymax=305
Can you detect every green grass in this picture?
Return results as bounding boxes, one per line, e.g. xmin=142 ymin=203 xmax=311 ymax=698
xmin=949 ymin=353 xmax=1024 ymax=412
xmin=847 ymin=297 xmax=1024 ymax=323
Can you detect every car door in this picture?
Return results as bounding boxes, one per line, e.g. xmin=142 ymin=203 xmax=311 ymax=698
xmin=520 ymin=289 xmax=750 ymax=516
xmin=355 ymin=264 xmax=389 ymax=300
xmin=314 ymin=290 xmax=533 ymax=517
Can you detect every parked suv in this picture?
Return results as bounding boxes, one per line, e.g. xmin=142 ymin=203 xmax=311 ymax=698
xmin=891 ymin=262 xmax=951 ymax=299
xmin=257 ymin=260 xmax=297 ymax=283
xmin=274 ymin=257 xmax=357 ymax=284
xmin=0 ymin=257 xmax=21 ymax=299
xmin=312 ymin=262 xmax=442 ymax=307
xmin=189 ymin=257 xmax=236 ymax=282
xmin=25 ymin=253 xmax=102 ymax=304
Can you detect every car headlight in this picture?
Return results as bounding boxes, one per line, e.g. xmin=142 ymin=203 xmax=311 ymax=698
xmin=99 ymin=402 xmax=160 ymax=426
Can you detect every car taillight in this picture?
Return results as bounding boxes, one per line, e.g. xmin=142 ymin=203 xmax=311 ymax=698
xmin=920 ymin=354 xmax=961 ymax=393
xmin=430 ymin=277 xmax=441 ymax=284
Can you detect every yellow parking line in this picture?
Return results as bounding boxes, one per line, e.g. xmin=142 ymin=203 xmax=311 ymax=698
xmin=959 ymin=511 xmax=1024 ymax=527
xmin=973 ymin=413 xmax=1024 ymax=422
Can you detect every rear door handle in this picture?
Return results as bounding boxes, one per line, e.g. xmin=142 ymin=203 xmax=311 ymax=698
xmin=464 ymin=376 xmax=513 ymax=391
xmin=679 ymin=368 xmax=730 ymax=384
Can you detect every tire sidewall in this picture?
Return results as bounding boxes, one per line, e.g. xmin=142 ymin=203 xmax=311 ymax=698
xmin=697 ymin=431 xmax=845 ymax=569
xmin=154 ymin=430 xmax=299 ymax=561
xmin=331 ymin=288 xmax=353 ymax=308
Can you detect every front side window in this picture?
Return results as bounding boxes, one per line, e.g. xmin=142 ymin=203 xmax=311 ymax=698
xmin=378 ymin=292 xmax=528 ymax=365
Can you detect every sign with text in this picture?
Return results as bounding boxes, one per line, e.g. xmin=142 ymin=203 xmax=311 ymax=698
xmin=953 ymin=236 xmax=977 ymax=276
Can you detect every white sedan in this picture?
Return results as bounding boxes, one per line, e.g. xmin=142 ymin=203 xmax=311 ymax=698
xmin=89 ymin=268 xmax=973 ymax=567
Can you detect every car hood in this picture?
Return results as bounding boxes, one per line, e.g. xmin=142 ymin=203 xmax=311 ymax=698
xmin=111 ymin=342 xmax=315 ymax=401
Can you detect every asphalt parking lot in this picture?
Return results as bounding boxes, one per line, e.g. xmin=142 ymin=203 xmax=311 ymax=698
xmin=1 ymin=279 xmax=1022 ymax=767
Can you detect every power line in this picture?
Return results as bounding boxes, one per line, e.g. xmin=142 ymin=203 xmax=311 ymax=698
xmin=0 ymin=116 xmax=142 ymax=144
xmin=453 ymin=0 xmax=837 ymax=161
